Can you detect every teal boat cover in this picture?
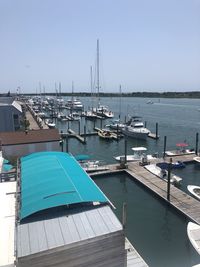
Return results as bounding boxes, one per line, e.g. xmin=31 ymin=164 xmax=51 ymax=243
xmin=20 ymin=151 xmax=109 ymax=220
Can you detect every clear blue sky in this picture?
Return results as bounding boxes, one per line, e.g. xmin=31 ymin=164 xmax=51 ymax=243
xmin=0 ymin=0 xmax=200 ymax=93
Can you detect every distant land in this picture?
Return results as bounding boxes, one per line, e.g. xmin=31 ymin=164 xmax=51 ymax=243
xmin=1 ymin=91 xmax=200 ymax=98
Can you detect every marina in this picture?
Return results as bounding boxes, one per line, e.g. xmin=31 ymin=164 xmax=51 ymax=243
xmin=1 ymin=96 xmax=200 ymax=267
xmin=1 ymin=1 xmax=199 ymax=266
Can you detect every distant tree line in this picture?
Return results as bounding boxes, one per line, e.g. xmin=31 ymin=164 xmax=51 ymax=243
xmin=1 ymin=91 xmax=200 ymax=98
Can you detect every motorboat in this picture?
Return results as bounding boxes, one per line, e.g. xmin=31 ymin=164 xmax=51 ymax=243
xmin=156 ymin=161 xmax=185 ymax=170
xmin=194 ymin=157 xmax=200 ymax=164
xmin=74 ymin=154 xmax=109 ymax=172
xmin=66 ymin=99 xmax=83 ymax=110
xmin=187 ymin=185 xmax=200 ymax=201
xmin=45 ymin=119 xmax=56 ymax=128
xmin=106 ymin=119 xmax=125 ymax=130
xmin=68 ymin=112 xmax=81 ymax=121
xmin=145 ymin=164 xmax=182 ymax=185
xmin=94 ymin=105 xmax=114 ymax=118
xmin=187 ymin=222 xmax=200 ymax=255
xmin=121 ymin=116 xmax=150 ymax=140
xmin=83 ymin=110 xmax=98 ymax=120
xmin=146 ymin=100 xmax=154 ymax=104
xmin=114 ymin=147 xmax=156 ymax=162
xmin=98 ymin=129 xmax=114 ymax=140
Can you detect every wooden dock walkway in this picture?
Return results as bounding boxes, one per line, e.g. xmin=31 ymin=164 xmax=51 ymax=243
xmin=126 ymin=238 xmax=148 ymax=267
xmin=67 ymin=129 xmax=86 ymax=143
xmin=126 ymin=160 xmax=200 ymax=224
xmin=91 ymin=154 xmax=200 ymax=224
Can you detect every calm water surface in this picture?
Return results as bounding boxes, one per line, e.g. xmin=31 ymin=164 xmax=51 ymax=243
xmin=55 ymin=97 xmax=200 ymax=266
xmin=94 ymin=173 xmax=200 ymax=267
xmin=57 ymin=97 xmax=200 ymax=163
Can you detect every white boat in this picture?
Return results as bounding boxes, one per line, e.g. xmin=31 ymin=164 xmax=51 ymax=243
xmin=83 ymin=110 xmax=98 ymax=120
xmin=187 ymin=222 xmax=200 ymax=255
xmin=45 ymin=119 xmax=56 ymax=128
xmin=194 ymin=157 xmax=200 ymax=164
xmin=187 ymin=185 xmax=200 ymax=200
xmin=94 ymin=105 xmax=114 ymax=118
xmin=93 ymin=40 xmax=114 ymax=119
xmin=107 ymin=119 xmax=125 ymax=130
xmin=122 ymin=116 xmax=150 ymax=140
xmin=68 ymin=112 xmax=81 ymax=121
xmin=66 ymin=99 xmax=83 ymax=110
xmin=81 ymin=160 xmax=109 ymax=172
xmin=114 ymin=147 xmax=156 ymax=162
xmin=145 ymin=164 xmax=182 ymax=185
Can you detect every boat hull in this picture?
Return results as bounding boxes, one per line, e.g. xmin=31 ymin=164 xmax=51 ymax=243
xmin=122 ymin=128 xmax=149 ymax=140
xmin=187 ymin=222 xmax=200 ymax=255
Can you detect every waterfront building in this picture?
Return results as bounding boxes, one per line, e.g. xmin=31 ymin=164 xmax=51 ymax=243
xmin=13 ymin=152 xmax=126 ymax=267
xmin=0 ymin=129 xmax=60 ymax=159
xmin=0 ymin=97 xmax=23 ymax=132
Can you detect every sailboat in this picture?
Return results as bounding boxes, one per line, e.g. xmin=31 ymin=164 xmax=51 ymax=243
xmin=84 ymin=66 xmax=98 ymax=120
xmin=93 ymin=39 xmax=114 ymax=119
xmin=66 ymin=81 xmax=83 ymax=111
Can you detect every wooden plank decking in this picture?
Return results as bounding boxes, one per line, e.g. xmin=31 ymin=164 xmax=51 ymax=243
xmin=90 ymin=153 xmax=199 ymax=266
xmin=126 ymin=238 xmax=148 ymax=267
xmin=92 ymin=154 xmax=200 ymax=224
xmin=126 ymin=161 xmax=200 ymax=224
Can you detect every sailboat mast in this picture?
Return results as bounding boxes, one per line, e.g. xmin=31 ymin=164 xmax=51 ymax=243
xmin=90 ymin=66 xmax=93 ymax=109
xmin=96 ymin=39 xmax=100 ymax=106
xmin=119 ymin=84 xmax=122 ymax=119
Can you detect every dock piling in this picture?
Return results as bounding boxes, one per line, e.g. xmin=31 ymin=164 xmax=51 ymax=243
xmin=124 ymin=137 xmax=127 ymax=164
xmin=163 ymin=136 xmax=167 ymax=159
xmin=78 ymin=120 xmax=81 ymax=135
xmin=84 ymin=125 xmax=86 ymax=143
xmin=156 ymin=122 xmax=158 ymax=139
xmin=122 ymin=202 xmax=127 ymax=229
xmin=66 ymin=136 xmax=69 ymax=152
xmin=195 ymin=132 xmax=199 ymax=155
xmin=167 ymin=158 xmax=172 ymax=201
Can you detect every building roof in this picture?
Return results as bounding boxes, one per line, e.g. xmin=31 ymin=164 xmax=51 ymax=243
xmin=20 ymin=151 xmax=109 ymax=220
xmin=17 ymin=205 xmax=122 ymax=258
xmin=12 ymin=100 xmax=22 ymax=113
xmin=0 ymin=181 xmax=16 ymax=266
xmin=0 ymin=129 xmax=60 ymax=145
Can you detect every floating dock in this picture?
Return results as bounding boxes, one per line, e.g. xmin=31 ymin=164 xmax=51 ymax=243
xmin=91 ymin=154 xmax=200 ymax=225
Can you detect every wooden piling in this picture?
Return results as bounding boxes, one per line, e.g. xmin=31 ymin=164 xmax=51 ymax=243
xmin=163 ymin=136 xmax=167 ymax=159
xmin=167 ymin=158 xmax=172 ymax=201
xmin=78 ymin=120 xmax=81 ymax=135
xmin=66 ymin=136 xmax=69 ymax=152
xmin=84 ymin=125 xmax=86 ymax=143
xmin=124 ymin=137 xmax=127 ymax=164
xmin=156 ymin=122 xmax=158 ymax=139
xmin=196 ymin=132 xmax=199 ymax=155
xmin=122 ymin=202 xmax=127 ymax=229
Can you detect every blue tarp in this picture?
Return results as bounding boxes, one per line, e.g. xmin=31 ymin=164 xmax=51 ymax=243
xmin=20 ymin=151 xmax=109 ymax=220
xmin=3 ymin=164 xmax=13 ymax=172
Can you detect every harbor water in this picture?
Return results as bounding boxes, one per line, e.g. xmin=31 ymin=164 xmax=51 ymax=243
xmin=57 ymin=96 xmax=200 ymax=163
xmin=94 ymin=172 xmax=200 ymax=267
xmin=52 ymin=96 xmax=200 ymax=266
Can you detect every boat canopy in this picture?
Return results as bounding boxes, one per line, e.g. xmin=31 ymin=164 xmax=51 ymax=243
xmin=20 ymin=151 xmax=109 ymax=220
xmin=132 ymin=147 xmax=147 ymax=152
